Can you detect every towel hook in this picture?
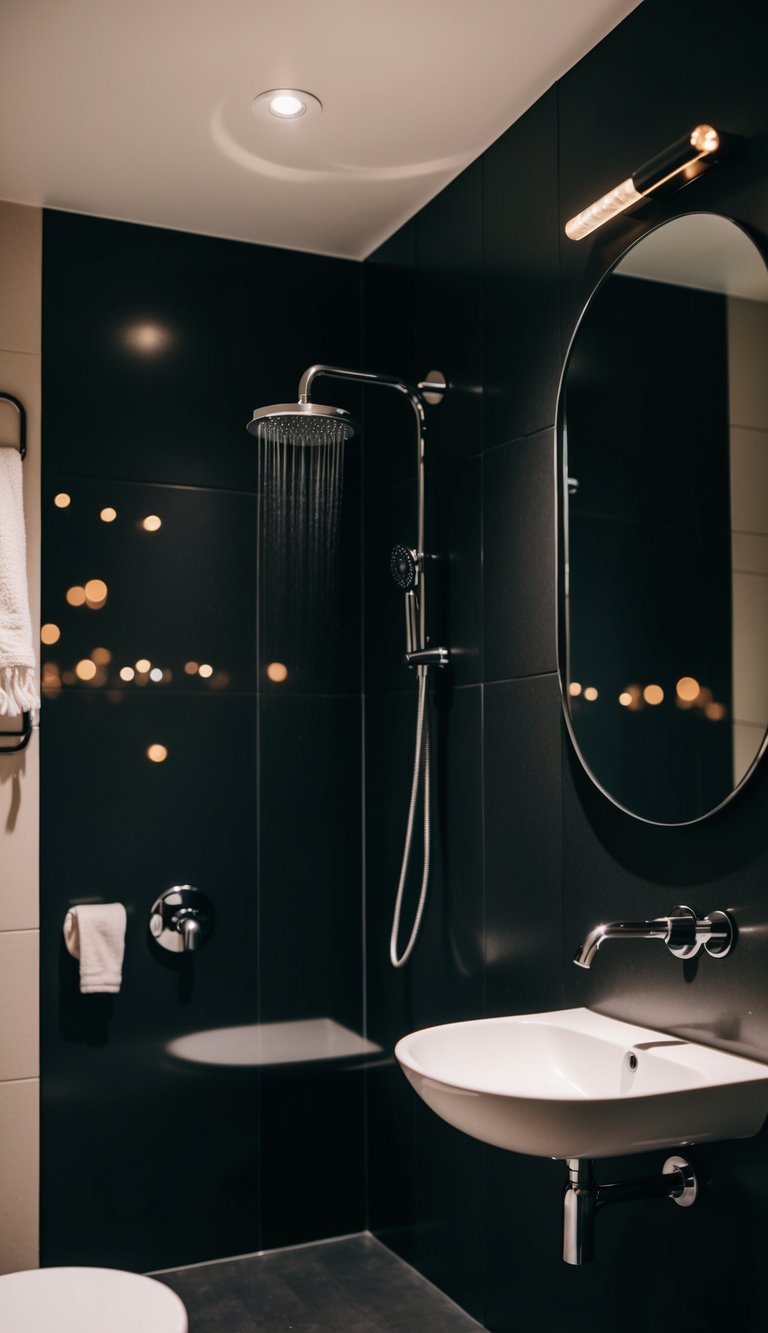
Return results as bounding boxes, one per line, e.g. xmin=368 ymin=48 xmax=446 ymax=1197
xmin=0 ymin=390 xmax=32 ymax=753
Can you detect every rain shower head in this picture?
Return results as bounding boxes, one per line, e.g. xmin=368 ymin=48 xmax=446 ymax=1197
xmin=247 ymin=400 xmax=358 ymax=445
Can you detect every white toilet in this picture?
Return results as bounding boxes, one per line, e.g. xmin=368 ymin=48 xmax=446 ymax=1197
xmin=0 ymin=1266 xmax=188 ymax=1331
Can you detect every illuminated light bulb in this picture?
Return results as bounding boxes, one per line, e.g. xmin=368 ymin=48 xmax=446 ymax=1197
xmin=565 ymin=178 xmax=643 ymax=241
xmin=269 ymin=93 xmax=306 ymax=117
xmin=75 ymin=658 xmax=97 ymax=681
xmin=568 ymin=682 xmax=582 ymax=697
xmin=146 ymin=744 xmax=168 ymax=763
xmin=618 ymin=692 xmax=633 ymax=707
xmin=583 ymin=686 xmax=599 ymax=702
xmin=54 ymin=492 xmax=71 ymax=509
xmin=91 ymin=647 xmax=111 ymax=665
xmin=676 ymin=676 xmax=700 ymax=702
xmin=266 ymin=661 xmax=289 ymax=683
xmin=135 ymin=658 xmax=151 ymax=673
xmin=119 ymin=666 xmax=135 ymax=682
xmin=643 ymin=684 xmax=664 ymax=706
xmin=198 ymin=663 xmax=213 ymax=679
xmin=142 ymin=515 xmax=162 ymax=532
xmin=66 ymin=586 xmax=86 ymax=607
xmin=41 ymin=623 xmax=61 ymax=645
xmin=149 ymin=667 xmax=163 ymax=682
xmin=100 ymin=507 xmax=117 ymax=523
xmin=184 ymin=661 xmax=199 ymax=675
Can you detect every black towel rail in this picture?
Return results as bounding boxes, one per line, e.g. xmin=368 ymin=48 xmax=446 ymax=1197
xmin=0 ymin=391 xmax=33 ymax=753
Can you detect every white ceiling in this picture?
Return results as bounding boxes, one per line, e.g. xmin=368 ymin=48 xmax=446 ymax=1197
xmin=0 ymin=0 xmax=641 ymax=260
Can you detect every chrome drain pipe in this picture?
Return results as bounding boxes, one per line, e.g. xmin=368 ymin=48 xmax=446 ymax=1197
xmin=563 ymin=1155 xmax=697 ymax=1265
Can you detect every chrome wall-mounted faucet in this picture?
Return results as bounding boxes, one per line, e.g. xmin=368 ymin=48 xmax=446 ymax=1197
xmin=574 ymin=904 xmax=734 ymax=969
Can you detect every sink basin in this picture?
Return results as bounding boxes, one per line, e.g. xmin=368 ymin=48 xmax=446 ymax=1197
xmin=395 ymin=1007 xmax=768 ymax=1160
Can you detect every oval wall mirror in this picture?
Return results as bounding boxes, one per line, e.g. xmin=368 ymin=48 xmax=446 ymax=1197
xmin=558 ymin=213 xmax=768 ymax=825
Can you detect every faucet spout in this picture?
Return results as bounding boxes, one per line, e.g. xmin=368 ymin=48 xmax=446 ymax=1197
xmin=574 ymin=918 xmax=670 ymax=968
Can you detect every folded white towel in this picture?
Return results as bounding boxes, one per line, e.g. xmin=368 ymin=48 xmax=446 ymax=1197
xmin=0 ymin=447 xmax=39 ymax=717
xmin=63 ymin=903 xmax=128 ymax=994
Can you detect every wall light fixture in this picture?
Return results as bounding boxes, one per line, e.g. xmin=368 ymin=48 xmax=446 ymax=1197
xmin=565 ymin=124 xmax=736 ymax=241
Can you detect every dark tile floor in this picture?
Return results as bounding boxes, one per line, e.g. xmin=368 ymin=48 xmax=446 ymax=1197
xmin=155 ymin=1233 xmax=484 ymax=1332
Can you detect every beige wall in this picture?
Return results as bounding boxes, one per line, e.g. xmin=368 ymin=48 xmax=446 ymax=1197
xmin=0 ymin=201 xmax=41 ymax=1274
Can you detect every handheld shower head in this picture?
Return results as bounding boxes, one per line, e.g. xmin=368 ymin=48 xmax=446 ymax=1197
xmin=247 ymin=400 xmax=357 ymax=445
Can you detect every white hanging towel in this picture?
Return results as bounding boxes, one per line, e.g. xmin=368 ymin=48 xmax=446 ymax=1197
xmin=0 ymin=446 xmax=39 ymax=717
xmin=63 ymin=904 xmax=128 ymax=994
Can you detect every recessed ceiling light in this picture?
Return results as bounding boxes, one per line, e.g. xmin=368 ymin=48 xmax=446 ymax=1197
xmin=251 ymin=89 xmax=322 ymax=123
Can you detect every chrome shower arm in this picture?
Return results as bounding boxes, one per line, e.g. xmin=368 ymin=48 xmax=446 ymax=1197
xmin=296 ymin=364 xmax=446 ymax=645
xmin=297 ymin=363 xmax=441 ymax=420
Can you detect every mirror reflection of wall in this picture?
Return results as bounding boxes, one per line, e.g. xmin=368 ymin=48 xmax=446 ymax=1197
xmin=728 ymin=295 xmax=768 ymax=783
xmin=560 ymin=214 xmax=768 ymax=824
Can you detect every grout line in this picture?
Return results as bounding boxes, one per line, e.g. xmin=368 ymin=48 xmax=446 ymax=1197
xmin=148 ymin=1229 xmax=368 ymax=1276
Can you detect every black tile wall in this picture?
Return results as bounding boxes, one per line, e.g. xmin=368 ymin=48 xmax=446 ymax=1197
xmin=363 ymin=3 xmax=768 ymax=1331
xmin=41 ymin=211 xmax=365 ymax=1270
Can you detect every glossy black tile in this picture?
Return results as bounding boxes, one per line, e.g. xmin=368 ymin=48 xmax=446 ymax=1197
xmin=43 ymin=210 xmax=361 ymax=491
xmin=482 ymin=433 xmax=557 ymax=684
xmin=483 ymin=675 xmax=564 ymax=1018
xmin=408 ymin=685 xmax=484 ymax=1031
xmin=259 ymin=1066 xmax=365 ymax=1251
xmin=412 ymin=1101 xmax=486 ymax=1326
xmin=363 ymin=480 xmax=420 ymax=696
xmin=42 ymin=476 xmax=257 ymax=694
xmin=365 ymin=1060 xmax=417 ymax=1263
xmin=362 ymin=222 xmax=418 ymax=494
xmin=415 ymin=161 xmax=484 ymax=472
xmin=258 ymin=693 xmax=362 ymax=1030
xmin=431 ymin=457 xmax=483 ymax=689
xmin=40 ymin=692 xmax=259 ymax=1270
xmin=483 ymin=90 xmax=560 ymax=448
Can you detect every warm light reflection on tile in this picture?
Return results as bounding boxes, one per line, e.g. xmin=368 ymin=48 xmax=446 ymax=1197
xmin=676 ymin=676 xmax=700 ymax=702
xmin=100 ymin=507 xmax=117 ymax=523
xmin=123 ymin=322 xmax=172 ymax=354
xmin=66 ymin=586 xmax=86 ymax=607
xmin=84 ymin=578 xmax=108 ymax=609
xmin=146 ymin=743 xmax=168 ymax=763
xmin=266 ymin=661 xmax=289 ymax=683
xmin=41 ymin=623 xmax=60 ymax=645
xmin=54 ymin=492 xmax=71 ymax=509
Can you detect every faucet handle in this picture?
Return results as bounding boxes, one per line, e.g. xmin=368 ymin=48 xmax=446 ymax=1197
xmin=149 ymin=885 xmax=215 ymax=954
xmin=666 ymin=905 xmax=734 ymax=960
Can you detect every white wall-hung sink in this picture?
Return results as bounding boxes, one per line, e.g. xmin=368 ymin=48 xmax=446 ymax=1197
xmin=395 ymin=1007 xmax=768 ymax=1160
